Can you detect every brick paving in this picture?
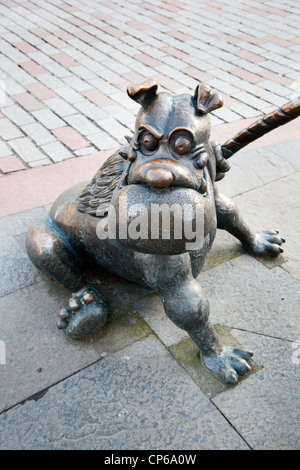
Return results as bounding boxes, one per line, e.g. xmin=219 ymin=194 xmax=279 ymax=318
xmin=0 ymin=0 xmax=299 ymax=172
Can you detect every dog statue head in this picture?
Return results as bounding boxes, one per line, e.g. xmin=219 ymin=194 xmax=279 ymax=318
xmin=125 ymin=80 xmax=223 ymax=191
xmin=78 ymin=81 xmax=224 ymax=255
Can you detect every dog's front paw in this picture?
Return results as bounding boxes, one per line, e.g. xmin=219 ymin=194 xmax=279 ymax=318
xmin=246 ymin=230 xmax=285 ymax=257
xmin=57 ymin=287 xmax=108 ymax=340
xmin=210 ymin=140 xmax=231 ymax=181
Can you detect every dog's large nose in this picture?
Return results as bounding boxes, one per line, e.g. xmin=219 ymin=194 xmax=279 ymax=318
xmin=145 ymin=168 xmax=173 ymax=189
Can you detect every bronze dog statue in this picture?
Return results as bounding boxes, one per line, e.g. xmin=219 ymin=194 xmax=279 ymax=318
xmin=26 ymin=81 xmax=289 ymax=384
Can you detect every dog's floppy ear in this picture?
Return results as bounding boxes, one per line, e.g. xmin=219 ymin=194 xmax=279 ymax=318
xmin=194 ymin=83 xmax=223 ymax=114
xmin=127 ymin=80 xmax=158 ymax=107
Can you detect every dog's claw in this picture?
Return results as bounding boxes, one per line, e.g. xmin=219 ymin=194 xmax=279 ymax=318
xmin=245 ymin=230 xmax=285 ymax=257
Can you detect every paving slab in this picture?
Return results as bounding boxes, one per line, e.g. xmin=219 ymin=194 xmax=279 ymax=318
xmin=217 ymin=140 xmax=300 ymax=198
xmin=0 ymin=335 xmax=248 ymax=450
xmin=0 ymin=206 xmax=48 ymax=236
xmin=213 ymin=330 xmax=300 ymax=450
xmin=134 ymin=255 xmax=299 ymax=381
xmin=135 ymin=292 xmax=188 ymax=348
xmin=0 ymin=203 xmax=48 ymax=299
xmin=200 ymin=255 xmax=300 ymax=341
xmin=231 ymin=171 xmax=300 ymax=280
xmin=0 ymin=268 xmax=152 ymax=413
xmin=0 ymin=234 xmax=38 ymax=297
xmin=265 ymin=140 xmax=300 ymax=171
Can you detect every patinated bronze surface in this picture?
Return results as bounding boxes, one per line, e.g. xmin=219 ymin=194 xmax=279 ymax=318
xmin=26 ymin=82 xmax=299 ymax=384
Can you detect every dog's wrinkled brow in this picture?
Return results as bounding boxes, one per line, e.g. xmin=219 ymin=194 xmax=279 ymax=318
xmin=138 ymin=125 xmax=163 ymax=140
xmin=167 ymin=127 xmax=196 ymax=141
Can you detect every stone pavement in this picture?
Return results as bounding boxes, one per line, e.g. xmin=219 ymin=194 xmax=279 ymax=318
xmin=0 ymin=0 xmax=300 ymax=452
xmin=0 ymin=0 xmax=300 ymax=173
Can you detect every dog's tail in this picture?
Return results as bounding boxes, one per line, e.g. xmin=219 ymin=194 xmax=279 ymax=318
xmin=221 ymin=96 xmax=300 ymax=159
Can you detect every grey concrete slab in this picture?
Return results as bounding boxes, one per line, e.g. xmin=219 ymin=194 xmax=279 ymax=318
xmin=135 ymin=243 xmax=297 ymax=349
xmin=0 ymin=208 xmax=52 ymax=297
xmin=0 ymin=335 xmax=249 ymax=450
xmin=0 ymin=277 xmax=151 ymax=413
xmin=264 ymin=140 xmax=300 ymax=171
xmin=232 ymin=171 xmax=300 ymax=280
xmin=0 ymin=235 xmax=38 ymax=297
xmin=200 ymin=255 xmax=300 ymax=342
xmin=213 ymin=330 xmax=300 ymax=450
xmin=0 ymin=207 xmax=48 ymax=237
xmin=203 ymin=229 xmax=245 ymax=271
xmin=217 ymin=144 xmax=298 ymax=198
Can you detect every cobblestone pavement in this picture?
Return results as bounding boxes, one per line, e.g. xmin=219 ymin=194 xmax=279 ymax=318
xmin=0 ymin=0 xmax=299 ymax=172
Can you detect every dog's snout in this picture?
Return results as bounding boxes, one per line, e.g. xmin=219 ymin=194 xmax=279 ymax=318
xmin=128 ymin=159 xmax=200 ymax=191
xmin=146 ymin=168 xmax=173 ymax=189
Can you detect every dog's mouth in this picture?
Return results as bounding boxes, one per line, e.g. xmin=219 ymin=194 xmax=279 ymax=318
xmin=125 ymin=159 xmax=208 ymax=195
xmin=104 ymin=176 xmax=215 ymax=255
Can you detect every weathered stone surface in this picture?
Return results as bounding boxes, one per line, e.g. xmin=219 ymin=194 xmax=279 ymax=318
xmin=232 ymin=172 xmax=300 ymax=280
xmin=136 ymin=253 xmax=299 ymax=349
xmin=218 ymin=142 xmax=299 ymax=198
xmin=0 ymin=207 xmax=49 ymax=297
xmin=199 ymin=255 xmax=300 ymax=342
xmin=0 ymin=278 xmax=151 ymax=413
xmin=265 ymin=140 xmax=300 ymax=171
xmin=0 ymin=235 xmax=38 ymax=297
xmin=203 ymin=229 xmax=244 ymax=271
xmin=213 ymin=330 xmax=300 ymax=450
xmin=0 ymin=336 xmax=248 ymax=450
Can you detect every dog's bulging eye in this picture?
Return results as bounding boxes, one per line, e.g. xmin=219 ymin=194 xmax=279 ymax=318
xmin=173 ymin=136 xmax=191 ymax=155
xmin=141 ymin=132 xmax=158 ymax=152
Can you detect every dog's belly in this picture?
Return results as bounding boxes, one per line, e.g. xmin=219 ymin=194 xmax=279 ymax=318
xmin=50 ymin=183 xmax=216 ymax=286
xmin=111 ymin=168 xmax=217 ymax=256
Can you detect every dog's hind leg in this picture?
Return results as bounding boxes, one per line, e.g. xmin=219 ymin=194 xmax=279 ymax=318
xmin=26 ymin=217 xmax=85 ymax=291
xmin=134 ymin=251 xmax=253 ymax=384
xmin=26 ymin=218 xmax=108 ymax=339
xmin=162 ymin=276 xmax=253 ymax=384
